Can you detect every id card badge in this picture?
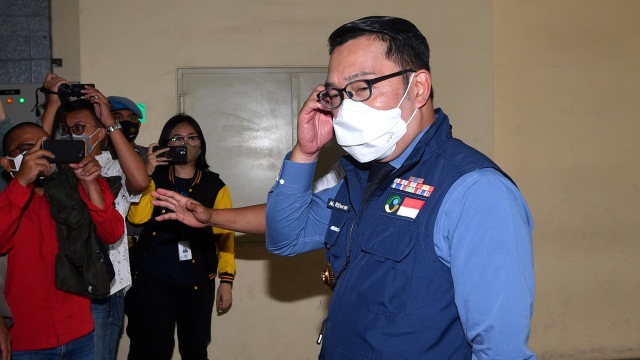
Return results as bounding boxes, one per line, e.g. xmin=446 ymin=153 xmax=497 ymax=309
xmin=178 ymin=241 xmax=192 ymax=261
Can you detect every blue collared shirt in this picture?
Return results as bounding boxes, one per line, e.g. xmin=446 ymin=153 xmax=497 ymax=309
xmin=266 ymin=128 xmax=536 ymax=359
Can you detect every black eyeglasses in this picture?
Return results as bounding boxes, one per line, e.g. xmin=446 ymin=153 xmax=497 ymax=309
xmin=316 ymin=69 xmax=415 ymax=110
xmin=58 ymin=124 xmax=100 ymax=136
xmin=9 ymin=143 xmax=35 ymax=156
xmin=167 ymin=135 xmax=200 ymax=145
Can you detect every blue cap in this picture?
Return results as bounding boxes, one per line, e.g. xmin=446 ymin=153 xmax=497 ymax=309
xmin=108 ymin=96 xmax=142 ymax=118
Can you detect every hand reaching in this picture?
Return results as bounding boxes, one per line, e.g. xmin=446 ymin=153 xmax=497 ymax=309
xmin=151 ymin=188 xmax=212 ymax=228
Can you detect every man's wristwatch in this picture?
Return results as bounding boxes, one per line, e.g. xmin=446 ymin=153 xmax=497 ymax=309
xmin=106 ymin=122 xmax=123 ymax=135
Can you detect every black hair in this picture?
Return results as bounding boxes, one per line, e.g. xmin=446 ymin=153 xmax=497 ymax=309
xmin=2 ymin=122 xmax=45 ymax=156
xmin=53 ymin=98 xmax=109 ymax=150
xmin=158 ymin=114 xmax=210 ymax=170
xmin=328 ymin=16 xmax=434 ymax=99
xmin=54 ymin=98 xmax=103 ymax=131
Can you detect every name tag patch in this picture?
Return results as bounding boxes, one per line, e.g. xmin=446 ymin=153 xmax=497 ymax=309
xmin=327 ymin=198 xmax=350 ymax=212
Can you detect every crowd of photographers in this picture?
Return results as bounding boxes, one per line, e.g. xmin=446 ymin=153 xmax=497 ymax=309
xmin=0 ymin=73 xmax=236 ymax=360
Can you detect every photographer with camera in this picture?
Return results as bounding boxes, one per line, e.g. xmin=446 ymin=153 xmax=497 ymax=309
xmin=0 ymin=122 xmax=124 ymax=359
xmin=40 ymin=73 xmax=149 ymax=360
xmin=0 ymin=101 xmax=13 ymax=360
xmin=125 ymin=115 xmax=235 ymax=360
xmin=107 ymin=96 xmax=148 ymax=161
xmin=106 ymin=95 xmax=149 ymax=250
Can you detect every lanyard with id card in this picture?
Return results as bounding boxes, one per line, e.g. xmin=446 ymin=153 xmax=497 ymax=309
xmin=178 ymin=241 xmax=192 ymax=261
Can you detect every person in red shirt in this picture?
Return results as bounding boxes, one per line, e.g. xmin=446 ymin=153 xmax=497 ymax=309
xmin=0 ymin=122 xmax=123 ymax=359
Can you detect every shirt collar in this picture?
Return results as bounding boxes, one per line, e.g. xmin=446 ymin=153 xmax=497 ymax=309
xmin=388 ymin=108 xmax=443 ymax=169
xmin=388 ymin=127 xmax=429 ymax=169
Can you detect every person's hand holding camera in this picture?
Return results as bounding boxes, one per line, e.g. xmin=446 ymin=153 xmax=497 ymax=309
xmin=42 ymin=73 xmax=69 ymax=112
xmin=81 ymin=87 xmax=118 ymax=128
xmin=69 ymin=155 xmax=106 ymax=209
xmin=14 ymin=137 xmax=54 ymax=187
xmin=145 ymin=143 xmax=170 ymax=175
xmin=69 ymin=155 xmax=102 ymax=184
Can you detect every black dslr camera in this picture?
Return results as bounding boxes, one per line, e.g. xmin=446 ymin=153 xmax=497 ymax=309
xmin=57 ymin=83 xmax=94 ymax=98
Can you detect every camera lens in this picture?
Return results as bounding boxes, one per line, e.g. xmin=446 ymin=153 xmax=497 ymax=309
xmin=57 ymin=83 xmax=72 ymax=98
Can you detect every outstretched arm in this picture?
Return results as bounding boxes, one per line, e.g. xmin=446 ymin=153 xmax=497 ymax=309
xmin=151 ymin=188 xmax=266 ymax=234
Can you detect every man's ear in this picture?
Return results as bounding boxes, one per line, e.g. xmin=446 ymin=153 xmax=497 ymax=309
xmin=412 ymin=70 xmax=432 ymax=108
xmin=97 ymin=128 xmax=107 ymax=142
xmin=1 ymin=157 xmax=13 ymax=173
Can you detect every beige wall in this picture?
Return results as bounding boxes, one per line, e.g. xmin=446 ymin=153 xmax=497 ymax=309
xmin=494 ymin=1 xmax=640 ymax=358
xmin=50 ymin=0 xmax=80 ymax=81
xmin=50 ymin=0 xmax=640 ymax=359
xmin=58 ymin=0 xmax=495 ymax=157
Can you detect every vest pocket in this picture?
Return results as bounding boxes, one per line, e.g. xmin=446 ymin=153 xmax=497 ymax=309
xmin=345 ymin=222 xmax=417 ymax=316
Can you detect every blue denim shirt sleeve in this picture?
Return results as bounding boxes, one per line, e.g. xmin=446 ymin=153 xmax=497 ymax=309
xmin=434 ymin=168 xmax=536 ymax=360
xmin=265 ymin=152 xmax=338 ymax=255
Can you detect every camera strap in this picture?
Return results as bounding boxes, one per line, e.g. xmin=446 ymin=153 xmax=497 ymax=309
xmin=32 ymin=87 xmax=57 ymax=117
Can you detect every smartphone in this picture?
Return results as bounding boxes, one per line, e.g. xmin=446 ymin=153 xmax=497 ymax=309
xmin=41 ymin=140 xmax=85 ymax=163
xmin=152 ymin=145 xmax=188 ymax=164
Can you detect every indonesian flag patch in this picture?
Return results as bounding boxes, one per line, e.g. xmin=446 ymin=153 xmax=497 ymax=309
xmin=396 ymin=196 xmax=425 ymax=219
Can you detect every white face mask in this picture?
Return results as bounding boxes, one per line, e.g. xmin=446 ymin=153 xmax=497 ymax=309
xmin=6 ymin=153 xmax=24 ymax=176
xmin=6 ymin=152 xmax=56 ymax=178
xmin=332 ymin=74 xmax=417 ymax=163
xmin=69 ymin=128 xmax=101 ymax=155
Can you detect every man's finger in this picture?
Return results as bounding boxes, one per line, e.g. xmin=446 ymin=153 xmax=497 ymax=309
xmin=155 ymin=213 xmax=174 ymax=222
xmin=151 ymin=199 xmax=175 ymax=211
xmin=185 ymin=200 xmax=197 ymax=211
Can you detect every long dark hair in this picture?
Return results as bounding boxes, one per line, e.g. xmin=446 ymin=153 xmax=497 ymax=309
xmin=158 ymin=114 xmax=210 ymax=170
xmin=328 ymin=16 xmax=434 ymax=99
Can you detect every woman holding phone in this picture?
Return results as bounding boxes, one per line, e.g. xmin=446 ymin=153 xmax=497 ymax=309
xmin=125 ymin=114 xmax=235 ymax=360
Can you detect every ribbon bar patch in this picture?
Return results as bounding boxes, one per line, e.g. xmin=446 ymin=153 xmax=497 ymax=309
xmin=391 ymin=176 xmax=434 ymax=197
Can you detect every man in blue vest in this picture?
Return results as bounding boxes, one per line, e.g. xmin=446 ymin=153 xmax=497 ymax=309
xmin=265 ymin=16 xmax=536 ymax=359
xmin=147 ymin=14 xmax=536 ymax=360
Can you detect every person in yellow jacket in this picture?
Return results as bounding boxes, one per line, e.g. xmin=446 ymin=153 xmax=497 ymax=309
xmin=125 ymin=114 xmax=235 ymax=360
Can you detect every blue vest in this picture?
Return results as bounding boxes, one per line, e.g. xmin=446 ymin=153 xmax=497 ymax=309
xmin=320 ymin=110 xmax=506 ymax=359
